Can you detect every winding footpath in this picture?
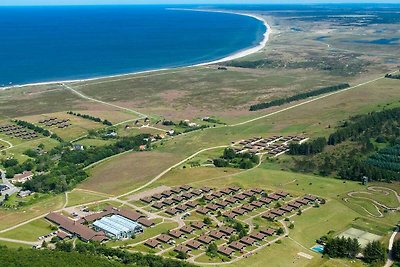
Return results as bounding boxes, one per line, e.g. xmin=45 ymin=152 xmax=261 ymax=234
xmin=0 ymin=138 xmax=13 ymax=151
xmin=61 ymin=83 xmax=148 ymax=119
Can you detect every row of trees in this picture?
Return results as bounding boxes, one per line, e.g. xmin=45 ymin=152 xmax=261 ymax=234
xmin=15 ymin=120 xmax=64 ymax=142
xmin=288 ymin=137 xmax=326 ymax=155
xmin=324 ymin=237 xmax=360 ymax=258
xmin=67 ymin=111 xmax=112 ymax=126
xmin=385 ymin=73 xmax=400 ymax=79
xmin=15 ymin=120 xmax=50 ymax=136
xmin=23 ymin=134 xmax=150 ymax=193
xmin=249 ymin=83 xmax=350 ymax=111
xmin=324 ymin=237 xmax=387 ymax=266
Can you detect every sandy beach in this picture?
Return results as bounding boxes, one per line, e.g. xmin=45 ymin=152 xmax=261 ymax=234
xmin=2 ymin=9 xmax=271 ymax=90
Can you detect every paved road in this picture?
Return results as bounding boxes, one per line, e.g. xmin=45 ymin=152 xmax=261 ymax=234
xmin=0 ymin=237 xmax=40 ymax=246
xmin=0 ymin=170 xmax=20 ymax=202
xmin=385 ymin=226 xmax=399 ymax=267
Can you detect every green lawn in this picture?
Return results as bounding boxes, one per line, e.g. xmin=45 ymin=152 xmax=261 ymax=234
xmin=66 ymin=189 xmax=110 ymax=208
xmin=0 ymin=194 xmax=65 ymax=231
xmin=0 ymin=240 xmax=32 ymax=249
xmin=0 ymin=218 xmax=55 ymax=242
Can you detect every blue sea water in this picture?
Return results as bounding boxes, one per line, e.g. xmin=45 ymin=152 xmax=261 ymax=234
xmin=0 ymin=6 xmax=266 ymax=86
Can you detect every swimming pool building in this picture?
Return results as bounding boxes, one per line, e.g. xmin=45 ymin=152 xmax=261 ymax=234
xmin=93 ymin=214 xmax=143 ymax=239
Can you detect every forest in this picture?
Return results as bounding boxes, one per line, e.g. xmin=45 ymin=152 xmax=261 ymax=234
xmin=0 ymin=243 xmax=196 ymax=267
xmin=289 ymin=107 xmax=400 ymax=181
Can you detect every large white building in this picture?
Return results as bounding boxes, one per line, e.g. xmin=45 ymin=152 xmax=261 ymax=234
xmin=93 ymin=215 xmax=143 ymax=239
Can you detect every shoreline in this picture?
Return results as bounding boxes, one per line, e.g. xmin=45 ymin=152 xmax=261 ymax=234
xmin=2 ymin=9 xmax=271 ymax=90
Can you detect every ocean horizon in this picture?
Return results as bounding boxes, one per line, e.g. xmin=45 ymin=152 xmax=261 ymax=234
xmin=0 ymin=5 xmax=266 ymax=86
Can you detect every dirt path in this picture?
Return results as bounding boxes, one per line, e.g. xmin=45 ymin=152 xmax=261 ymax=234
xmin=0 ymin=138 xmax=13 ymax=151
xmin=62 ymin=83 xmax=148 ymax=119
xmin=0 ymin=237 xmax=40 ymax=246
xmin=344 ymin=185 xmax=400 ymax=218
xmin=343 ymin=197 xmax=383 ymax=218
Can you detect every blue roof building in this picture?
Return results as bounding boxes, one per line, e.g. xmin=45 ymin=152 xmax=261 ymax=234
xmin=93 ymin=215 xmax=143 ymax=239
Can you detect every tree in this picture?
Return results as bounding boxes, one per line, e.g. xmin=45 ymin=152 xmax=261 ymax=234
xmin=239 ymin=229 xmax=247 ymax=238
xmin=213 ymin=158 xmax=229 ymax=167
xmin=249 ymin=195 xmax=257 ymax=203
xmin=392 ymin=239 xmax=400 ymax=261
xmin=176 ymin=251 xmax=188 ymax=259
xmin=228 ymin=235 xmax=238 ymax=243
xmin=203 ymin=217 xmax=212 ymax=225
xmin=223 ymin=148 xmax=236 ymax=160
xmin=239 ymin=159 xmax=254 ymax=169
xmin=324 ymin=237 xmax=360 ymax=259
xmin=364 ymin=241 xmax=387 ymax=265
xmin=55 ymin=241 xmax=73 ymax=252
xmin=207 ymin=242 xmax=218 ymax=258
xmin=277 ymin=228 xmax=284 ymax=235
xmin=3 ymin=159 xmax=18 ymax=168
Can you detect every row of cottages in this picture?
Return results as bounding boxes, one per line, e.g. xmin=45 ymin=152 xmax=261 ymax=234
xmin=140 ymin=184 xmax=196 ymax=204
xmin=212 ymin=190 xmax=288 ymax=219
xmin=196 ymin=187 xmax=267 ymax=215
xmin=262 ymin=194 xmax=319 ymax=220
xmin=0 ymin=124 xmax=38 ymax=139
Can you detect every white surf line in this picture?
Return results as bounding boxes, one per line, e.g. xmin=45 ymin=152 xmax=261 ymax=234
xmin=229 ymin=70 xmax=399 ymax=127
xmin=170 ymin=8 xmax=271 ymax=66
xmin=61 ymin=83 xmax=148 ymax=118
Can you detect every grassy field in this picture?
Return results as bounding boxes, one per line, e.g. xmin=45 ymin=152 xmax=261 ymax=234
xmin=0 ymin=194 xmax=65 ymax=231
xmin=80 ymin=151 xmax=182 ymax=195
xmin=65 ymin=189 xmax=111 ymax=208
xmin=74 ymin=138 xmax=114 ymax=147
xmin=0 ymin=137 xmax=59 ymax=163
xmin=0 ymin=218 xmax=54 ymax=242
xmin=0 ymin=240 xmax=32 ymax=249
